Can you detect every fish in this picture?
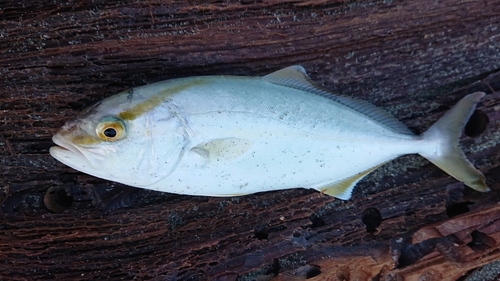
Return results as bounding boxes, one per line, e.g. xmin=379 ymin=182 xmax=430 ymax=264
xmin=50 ymin=66 xmax=489 ymax=199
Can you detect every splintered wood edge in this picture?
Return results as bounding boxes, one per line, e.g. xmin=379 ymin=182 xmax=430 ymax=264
xmin=270 ymin=204 xmax=500 ymax=281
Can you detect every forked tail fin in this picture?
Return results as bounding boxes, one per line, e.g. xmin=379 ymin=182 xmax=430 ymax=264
xmin=420 ymin=92 xmax=489 ymax=192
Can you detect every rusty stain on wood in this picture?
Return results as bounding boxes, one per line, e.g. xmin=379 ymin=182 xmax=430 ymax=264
xmin=1 ymin=0 xmax=500 ymax=280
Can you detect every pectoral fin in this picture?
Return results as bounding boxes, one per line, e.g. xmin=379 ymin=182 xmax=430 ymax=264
xmin=191 ymin=138 xmax=254 ymax=165
xmin=316 ymin=163 xmax=385 ymax=200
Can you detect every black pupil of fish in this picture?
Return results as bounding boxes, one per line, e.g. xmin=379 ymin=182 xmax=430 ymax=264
xmin=103 ymin=127 xmax=117 ymax=138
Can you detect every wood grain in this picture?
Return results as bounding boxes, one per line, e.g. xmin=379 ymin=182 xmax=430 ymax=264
xmin=1 ymin=0 xmax=500 ymax=280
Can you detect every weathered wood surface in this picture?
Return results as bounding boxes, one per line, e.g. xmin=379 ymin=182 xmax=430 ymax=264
xmin=1 ymin=0 xmax=500 ymax=280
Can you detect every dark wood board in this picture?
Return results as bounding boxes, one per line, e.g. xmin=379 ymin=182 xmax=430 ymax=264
xmin=1 ymin=0 xmax=500 ymax=280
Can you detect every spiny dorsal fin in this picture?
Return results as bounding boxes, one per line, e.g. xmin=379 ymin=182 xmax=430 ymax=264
xmin=263 ymin=66 xmax=414 ymax=135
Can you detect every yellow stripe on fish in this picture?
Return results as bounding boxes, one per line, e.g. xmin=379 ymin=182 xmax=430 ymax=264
xmin=119 ymin=78 xmax=208 ymax=121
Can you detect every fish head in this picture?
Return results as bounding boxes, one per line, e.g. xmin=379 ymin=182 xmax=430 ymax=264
xmin=50 ymin=91 xmax=188 ymax=187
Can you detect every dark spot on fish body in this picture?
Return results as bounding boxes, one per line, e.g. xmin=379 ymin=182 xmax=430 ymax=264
xmin=127 ymin=89 xmax=134 ymax=100
xmin=464 ymin=110 xmax=489 ymax=137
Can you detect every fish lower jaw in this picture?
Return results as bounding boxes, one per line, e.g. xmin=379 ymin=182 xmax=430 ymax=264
xmin=50 ymin=135 xmax=94 ymax=168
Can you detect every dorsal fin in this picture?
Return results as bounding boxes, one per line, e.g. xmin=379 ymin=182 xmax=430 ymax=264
xmin=263 ymin=66 xmax=414 ymax=135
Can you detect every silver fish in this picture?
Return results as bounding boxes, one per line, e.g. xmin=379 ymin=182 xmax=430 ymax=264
xmin=50 ymin=66 xmax=489 ymax=199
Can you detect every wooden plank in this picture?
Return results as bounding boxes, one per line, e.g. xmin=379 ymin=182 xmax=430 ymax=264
xmin=1 ymin=0 xmax=499 ymax=280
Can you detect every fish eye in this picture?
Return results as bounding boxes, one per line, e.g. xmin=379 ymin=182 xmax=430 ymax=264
xmin=96 ymin=117 xmax=126 ymax=141
xmin=103 ymin=128 xmax=117 ymax=138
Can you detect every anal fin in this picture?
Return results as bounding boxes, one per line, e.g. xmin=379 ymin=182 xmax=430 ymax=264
xmin=316 ymin=163 xmax=385 ymax=200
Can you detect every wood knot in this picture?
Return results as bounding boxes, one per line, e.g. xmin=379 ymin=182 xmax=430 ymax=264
xmin=418 ymin=270 xmax=442 ymax=281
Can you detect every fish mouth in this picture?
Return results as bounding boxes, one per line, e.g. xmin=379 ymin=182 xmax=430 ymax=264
xmin=50 ymin=134 xmax=93 ymax=169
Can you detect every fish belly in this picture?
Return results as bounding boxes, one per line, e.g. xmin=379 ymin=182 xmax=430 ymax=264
xmin=154 ymin=136 xmax=419 ymax=196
